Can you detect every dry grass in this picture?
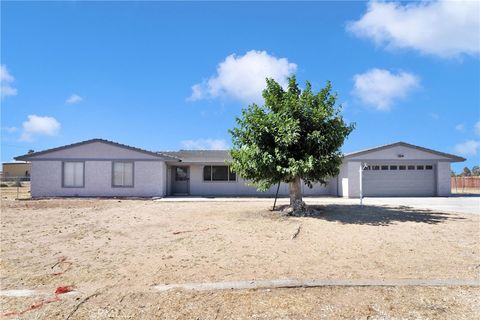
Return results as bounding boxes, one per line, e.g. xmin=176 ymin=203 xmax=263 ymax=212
xmin=1 ymin=198 xmax=479 ymax=319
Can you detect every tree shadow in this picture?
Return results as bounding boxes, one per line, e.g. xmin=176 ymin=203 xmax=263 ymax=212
xmin=274 ymin=204 xmax=465 ymax=226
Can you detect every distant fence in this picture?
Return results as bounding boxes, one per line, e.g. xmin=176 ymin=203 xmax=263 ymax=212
xmin=0 ymin=176 xmax=31 ymax=200
xmin=451 ymin=176 xmax=480 ymax=194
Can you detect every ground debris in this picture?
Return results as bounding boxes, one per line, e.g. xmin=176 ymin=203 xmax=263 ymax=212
xmin=172 ymin=227 xmax=216 ymax=235
xmin=51 ymin=256 xmax=73 ymax=276
xmin=3 ymin=285 xmax=74 ymax=317
xmin=291 ymin=224 xmax=302 ymax=239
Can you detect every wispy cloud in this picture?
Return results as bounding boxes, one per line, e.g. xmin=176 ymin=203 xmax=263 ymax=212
xmin=181 ymin=138 xmax=229 ymax=150
xmin=454 ymin=140 xmax=479 ymax=156
xmin=2 ymin=126 xmax=18 ymax=133
xmin=352 ymin=68 xmax=419 ymax=111
xmin=0 ymin=65 xmax=18 ymax=99
xmin=455 ymin=123 xmax=465 ymax=132
xmin=475 ymin=121 xmax=480 ymax=136
xmin=19 ymin=115 xmax=61 ymax=142
xmin=65 ymin=94 xmax=83 ymax=105
xmin=347 ymin=0 xmax=480 ymax=58
xmin=188 ymin=50 xmax=297 ymax=104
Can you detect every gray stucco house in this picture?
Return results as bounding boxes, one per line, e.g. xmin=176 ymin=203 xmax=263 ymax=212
xmin=15 ymin=138 xmax=465 ymax=198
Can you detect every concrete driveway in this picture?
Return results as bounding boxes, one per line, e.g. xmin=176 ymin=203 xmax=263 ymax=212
xmin=159 ymin=195 xmax=479 ymax=215
xmin=358 ymin=196 xmax=480 ymax=215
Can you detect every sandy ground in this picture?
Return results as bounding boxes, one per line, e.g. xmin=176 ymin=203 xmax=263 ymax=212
xmin=1 ymin=195 xmax=479 ymax=319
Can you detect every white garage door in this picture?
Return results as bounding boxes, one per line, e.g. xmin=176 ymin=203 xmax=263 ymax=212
xmin=363 ymin=164 xmax=436 ymax=197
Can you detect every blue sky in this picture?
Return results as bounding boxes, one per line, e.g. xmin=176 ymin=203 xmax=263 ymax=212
xmin=1 ymin=1 xmax=479 ymax=172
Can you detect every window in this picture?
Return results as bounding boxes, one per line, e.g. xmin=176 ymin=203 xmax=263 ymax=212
xmin=381 ymin=165 xmax=389 ymax=170
xmin=417 ymin=165 xmax=424 ymax=170
xmin=425 ymin=165 xmax=433 ymax=170
xmin=408 ymin=165 xmax=415 ymax=170
xmin=203 ymin=166 xmax=236 ymax=181
xmin=399 ymin=165 xmax=406 ymax=170
xmin=63 ymin=162 xmax=84 ymax=187
xmin=112 ymin=161 xmax=134 ymax=187
xmin=390 ymin=165 xmax=398 ymax=170
xmin=175 ymin=167 xmax=188 ymax=181
xmin=372 ymin=165 xmax=380 ymax=170
xmin=203 ymin=166 xmax=211 ymax=181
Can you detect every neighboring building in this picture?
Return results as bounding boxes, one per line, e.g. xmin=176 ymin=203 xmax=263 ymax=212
xmin=2 ymin=162 xmax=32 ymax=178
xmin=14 ymin=138 xmax=465 ymax=198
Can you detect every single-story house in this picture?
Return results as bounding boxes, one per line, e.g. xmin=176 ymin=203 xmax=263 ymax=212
xmin=14 ymin=138 xmax=465 ymax=198
xmin=1 ymin=162 xmax=32 ymax=178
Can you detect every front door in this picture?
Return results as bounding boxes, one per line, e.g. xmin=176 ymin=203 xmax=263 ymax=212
xmin=173 ymin=166 xmax=189 ymax=195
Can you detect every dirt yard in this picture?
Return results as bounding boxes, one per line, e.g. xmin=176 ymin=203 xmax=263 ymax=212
xmin=1 ymin=195 xmax=479 ymax=319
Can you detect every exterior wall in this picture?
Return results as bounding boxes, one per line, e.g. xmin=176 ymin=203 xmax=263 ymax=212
xmin=436 ymin=161 xmax=451 ymax=196
xmin=337 ymin=163 xmax=349 ymax=197
xmin=31 ymin=160 xmax=165 ymax=197
xmin=2 ymin=163 xmax=32 ymax=177
xmin=172 ymin=163 xmax=334 ymax=197
xmin=28 ymin=142 xmax=162 ymax=160
xmin=347 ymin=161 xmax=361 ymax=198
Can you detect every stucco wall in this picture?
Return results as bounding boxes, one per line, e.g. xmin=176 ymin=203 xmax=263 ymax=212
xmin=347 ymin=145 xmax=450 ymax=161
xmin=31 ymin=160 xmax=165 ymax=197
xmin=175 ymin=163 xmax=334 ymax=197
xmin=2 ymin=163 xmax=31 ymax=177
xmin=347 ymin=161 xmax=361 ymax=198
xmin=337 ymin=163 xmax=348 ymax=197
xmin=436 ymin=161 xmax=451 ymax=196
xmin=28 ymin=142 xmax=163 ymax=160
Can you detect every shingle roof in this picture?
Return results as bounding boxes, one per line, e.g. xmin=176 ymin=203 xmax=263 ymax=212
xmin=15 ymin=138 xmax=179 ymax=161
xmin=160 ymin=150 xmax=231 ymax=163
xmin=14 ymin=139 xmax=465 ymax=163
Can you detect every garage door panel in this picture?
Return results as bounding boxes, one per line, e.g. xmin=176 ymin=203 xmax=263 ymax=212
xmin=363 ymin=165 xmax=435 ymax=197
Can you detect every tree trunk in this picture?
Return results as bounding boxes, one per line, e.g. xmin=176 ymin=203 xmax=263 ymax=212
xmin=289 ymin=176 xmax=302 ymax=206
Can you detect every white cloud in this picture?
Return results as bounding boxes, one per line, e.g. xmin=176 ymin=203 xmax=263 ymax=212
xmin=181 ymin=138 xmax=229 ymax=150
xmin=65 ymin=94 xmax=82 ymax=104
xmin=2 ymin=126 xmax=18 ymax=133
xmin=189 ymin=50 xmax=297 ymax=104
xmin=454 ymin=140 xmax=480 ymax=156
xmin=20 ymin=115 xmax=61 ymax=142
xmin=475 ymin=121 xmax=480 ymax=136
xmin=455 ymin=123 xmax=465 ymax=132
xmin=347 ymin=0 xmax=480 ymax=58
xmin=352 ymin=68 xmax=419 ymax=111
xmin=1 ymin=65 xmax=18 ymax=98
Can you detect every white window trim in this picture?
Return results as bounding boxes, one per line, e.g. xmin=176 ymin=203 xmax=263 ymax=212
xmin=203 ymin=165 xmax=237 ymax=182
xmin=62 ymin=161 xmax=85 ymax=188
xmin=112 ymin=161 xmax=135 ymax=188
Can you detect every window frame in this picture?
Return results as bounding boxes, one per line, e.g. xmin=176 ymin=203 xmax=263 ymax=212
xmin=425 ymin=165 xmax=433 ymax=170
xmin=62 ymin=161 xmax=85 ymax=188
xmin=407 ymin=165 xmax=415 ymax=170
xmin=203 ymin=165 xmax=237 ymax=182
xmin=390 ymin=165 xmax=398 ymax=170
xmin=416 ymin=165 xmax=424 ymax=170
xmin=112 ymin=161 xmax=135 ymax=188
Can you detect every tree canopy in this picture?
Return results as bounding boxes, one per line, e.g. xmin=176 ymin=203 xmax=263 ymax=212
xmin=229 ymin=76 xmax=354 ymax=207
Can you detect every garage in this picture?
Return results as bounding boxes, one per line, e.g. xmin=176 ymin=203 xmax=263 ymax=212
xmin=363 ymin=164 xmax=436 ymax=197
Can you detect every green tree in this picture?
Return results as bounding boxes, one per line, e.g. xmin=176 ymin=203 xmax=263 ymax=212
xmin=462 ymin=167 xmax=472 ymax=176
xmin=229 ymin=76 xmax=354 ymax=214
xmin=471 ymin=165 xmax=480 ymax=176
